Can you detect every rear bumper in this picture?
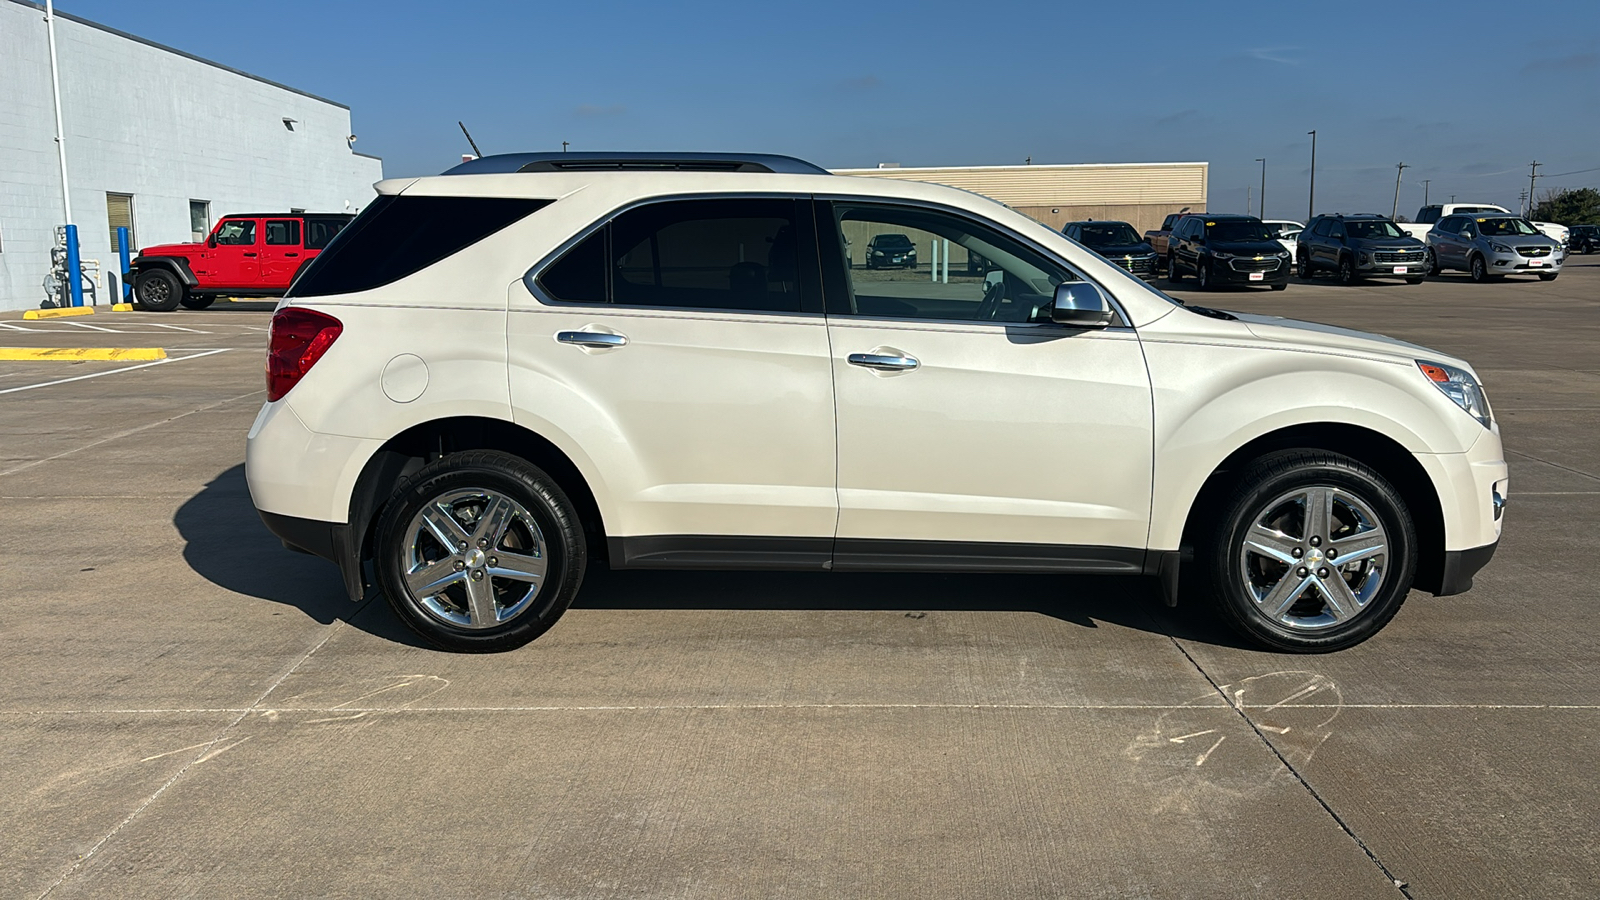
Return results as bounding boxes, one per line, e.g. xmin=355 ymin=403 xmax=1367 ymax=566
xmin=1436 ymin=541 xmax=1498 ymax=596
xmin=258 ymin=509 xmax=365 ymax=602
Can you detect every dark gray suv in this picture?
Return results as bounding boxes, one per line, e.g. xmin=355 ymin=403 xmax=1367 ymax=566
xmin=1296 ymin=214 xmax=1429 ymax=285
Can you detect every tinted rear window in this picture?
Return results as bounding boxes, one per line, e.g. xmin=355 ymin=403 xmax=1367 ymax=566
xmin=305 ymin=216 xmax=351 ymax=250
xmin=288 ymin=196 xmax=548 ymax=297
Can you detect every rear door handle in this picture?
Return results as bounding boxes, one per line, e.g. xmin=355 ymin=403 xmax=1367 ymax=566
xmin=847 ymin=352 xmax=919 ymax=371
xmin=556 ymin=330 xmax=628 ymax=349
xmin=284 ymin=252 xmax=299 ymax=257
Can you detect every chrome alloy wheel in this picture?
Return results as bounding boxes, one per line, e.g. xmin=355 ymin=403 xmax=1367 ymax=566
xmin=403 ymin=488 xmax=548 ymax=629
xmin=1238 ymin=486 xmax=1388 ymax=631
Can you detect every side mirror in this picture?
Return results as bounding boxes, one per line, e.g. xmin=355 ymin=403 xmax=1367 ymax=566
xmin=1051 ymin=282 xmax=1114 ymax=328
xmin=206 ymin=234 xmax=217 ymax=248
xmin=1461 ymin=229 xmax=1476 ymax=240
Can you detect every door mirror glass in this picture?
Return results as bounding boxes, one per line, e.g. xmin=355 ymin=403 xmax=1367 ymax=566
xmin=1051 ymin=282 xmax=1113 ymax=328
xmin=1461 ymin=228 xmax=1476 ymax=240
xmin=206 ymin=234 xmax=216 ymax=248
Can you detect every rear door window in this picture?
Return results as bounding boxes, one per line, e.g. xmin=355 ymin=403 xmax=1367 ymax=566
xmin=265 ymin=219 xmax=301 ymax=246
xmin=289 ymin=196 xmax=548 ymax=297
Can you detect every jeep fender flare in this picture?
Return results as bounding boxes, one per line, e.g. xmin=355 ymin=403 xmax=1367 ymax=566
xmin=131 ymin=256 xmax=198 ymax=289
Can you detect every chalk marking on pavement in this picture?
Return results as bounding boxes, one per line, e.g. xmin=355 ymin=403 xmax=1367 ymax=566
xmin=1194 ymin=735 xmax=1225 ymax=767
xmin=0 ymin=348 xmax=166 ymax=361
xmin=0 ymin=348 xmax=227 ymax=397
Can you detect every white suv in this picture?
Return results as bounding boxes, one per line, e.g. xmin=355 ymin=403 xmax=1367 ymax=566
xmin=247 ymin=152 xmax=1507 ymax=654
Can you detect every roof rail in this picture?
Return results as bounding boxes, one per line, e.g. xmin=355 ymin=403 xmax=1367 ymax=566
xmin=443 ymin=151 xmax=830 ymax=176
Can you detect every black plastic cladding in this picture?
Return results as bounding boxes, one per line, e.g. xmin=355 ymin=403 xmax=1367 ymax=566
xmin=442 ymin=152 xmax=830 ymax=176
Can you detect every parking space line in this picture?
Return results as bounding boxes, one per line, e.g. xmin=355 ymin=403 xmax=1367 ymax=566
xmin=0 ymin=348 xmax=167 ymax=361
xmin=62 ymin=320 xmax=118 ymax=333
xmin=138 ymin=322 xmax=207 ymax=333
xmin=0 ymin=348 xmax=228 ymax=397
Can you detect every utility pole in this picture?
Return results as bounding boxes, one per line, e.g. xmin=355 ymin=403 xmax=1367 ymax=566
xmin=1255 ymin=157 xmax=1266 ymax=219
xmin=1421 ymin=179 xmax=1431 ymax=207
xmin=1247 ymin=185 xmax=1253 ymax=217
xmin=1307 ymin=131 xmax=1317 ymax=221
xmin=562 ymin=141 xmax=569 ymax=153
xmin=44 ymin=0 xmax=72 ymax=225
xmin=1392 ymin=162 xmax=1409 ymax=219
xmin=1527 ymin=160 xmax=1541 ymax=216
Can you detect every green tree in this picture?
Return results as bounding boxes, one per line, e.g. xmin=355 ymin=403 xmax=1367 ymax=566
xmin=1531 ymin=187 xmax=1600 ymax=226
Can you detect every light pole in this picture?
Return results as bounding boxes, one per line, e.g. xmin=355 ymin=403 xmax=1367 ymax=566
xmin=1307 ymin=131 xmax=1317 ymax=221
xmin=1255 ymin=157 xmax=1266 ymax=219
xmin=1421 ymin=179 xmax=1430 ymax=207
xmin=1392 ymin=162 xmax=1409 ymax=219
xmin=44 ymin=0 xmax=71 ymax=225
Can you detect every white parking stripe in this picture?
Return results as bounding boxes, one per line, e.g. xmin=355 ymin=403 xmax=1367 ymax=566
xmin=139 ymin=322 xmax=207 ymax=333
xmin=63 ymin=320 xmax=119 ymax=332
xmin=0 ymin=349 xmax=230 ymax=396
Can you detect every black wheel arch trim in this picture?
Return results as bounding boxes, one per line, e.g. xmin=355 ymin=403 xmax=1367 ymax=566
xmin=130 ymin=255 xmax=198 ymax=288
xmin=1434 ymin=540 xmax=1498 ymax=596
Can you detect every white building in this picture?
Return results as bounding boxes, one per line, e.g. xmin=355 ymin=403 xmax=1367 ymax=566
xmin=0 ymin=0 xmax=382 ymax=311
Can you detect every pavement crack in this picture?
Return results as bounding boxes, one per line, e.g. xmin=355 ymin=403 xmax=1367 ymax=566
xmin=1504 ymin=447 xmax=1600 ymax=483
xmin=33 ymin=604 xmax=364 ymax=899
xmin=1167 ymin=636 xmax=1414 ymax=899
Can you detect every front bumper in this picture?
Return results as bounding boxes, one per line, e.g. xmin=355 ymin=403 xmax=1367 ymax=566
xmin=1436 ymin=541 xmax=1499 ymax=595
xmin=1413 ymin=426 xmax=1507 ymax=595
xmin=1209 ymin=257 xmax=1290 ymax=285
xmin=1486 ymin=248 xmax=1563 ymax=274
xmin=1355 ymin=252 xmax=1429 ymax=275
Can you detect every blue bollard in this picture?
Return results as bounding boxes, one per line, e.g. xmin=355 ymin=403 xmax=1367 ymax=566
xmin=117 ymin=226 xmax=131 ymax=302
xmin=65 ymin=224 xmax=84 ymax=308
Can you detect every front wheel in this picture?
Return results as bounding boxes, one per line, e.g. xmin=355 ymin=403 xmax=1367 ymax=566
xmin=180 ymin=295 xmax=215 ymax=310
xmin=134 ymin=269 xmax=184 ymax=312
xmin=1428 ymin=250 xmax=1442 ymax=277
xmin=374 ymin=450 xmax=586 ymax=652
xmin=1337 ymin=256 xmax=1357 ymax=285
xmin=1269 ymin=281 xmax=1288 ymax=291
xmin=1296 ymin=253 xmax=1310 ymax=279
xmin=1167 ymin=254 xmax=1183 ymax=282
xmin=1405 ymin=276 xmax=1425 ymax=285
xmin=1196 ymin=260 xmax=1212 ymax=290
xmin=1539 ymin=273 xmax=1559 ymax=282
xmin=1203 ymin=450 xmax=1416 ymax=652
xmin=1470 ymin=254 xmax=1489 ymax=283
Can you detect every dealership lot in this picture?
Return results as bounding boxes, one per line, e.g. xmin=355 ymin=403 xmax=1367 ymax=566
xmin=4 ymin=264 xmax=1598 ymax=899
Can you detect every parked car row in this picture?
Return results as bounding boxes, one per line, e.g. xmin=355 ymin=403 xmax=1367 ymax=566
xmin=1069 ymin=208 xmax=1569 ymax=289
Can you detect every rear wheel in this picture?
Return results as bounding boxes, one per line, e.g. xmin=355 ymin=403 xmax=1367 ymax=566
xmin=1203 ymin=450 xmax=1416 ymax=652
xmin=374 ymin=450 xmax=586 ymax=652
xmin=180 ymin=295 xmax=215 ymax=310
xmin=134 ymin=269 xmax=184 ymax=312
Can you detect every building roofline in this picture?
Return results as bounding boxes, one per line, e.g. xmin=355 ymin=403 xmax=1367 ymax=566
xmin=832 ymin=161 xmax=1209 ymax=173
xmin=6 ymin=0 xmax=351 ymax=110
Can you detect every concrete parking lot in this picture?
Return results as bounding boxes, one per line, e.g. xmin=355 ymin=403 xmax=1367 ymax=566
xmin=4 ymin=262 xmax=1598 ymax=899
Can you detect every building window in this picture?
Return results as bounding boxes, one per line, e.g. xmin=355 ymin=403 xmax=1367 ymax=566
xmin=190 ymin=200 xmax=211 ymax=242
xmin=107 ymin=192 xmax=135 ymax=252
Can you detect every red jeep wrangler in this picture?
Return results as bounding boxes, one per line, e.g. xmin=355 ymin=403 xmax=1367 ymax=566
xmin=130 ymin=213 xmax=354 ymax=311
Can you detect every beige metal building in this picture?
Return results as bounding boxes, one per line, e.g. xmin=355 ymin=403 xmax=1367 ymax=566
xmin=831 ymin=162 xmax=1208 ymax=235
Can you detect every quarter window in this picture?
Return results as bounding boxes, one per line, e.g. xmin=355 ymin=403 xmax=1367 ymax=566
xmin=825 ymin=202 xmax=1078 ymax=323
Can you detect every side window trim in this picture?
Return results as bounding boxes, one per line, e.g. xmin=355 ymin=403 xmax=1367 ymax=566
xmin=810 ymin=196 xmax=1131 ymax=329
xmin=523 ymin=193 xmax=826 ymax=317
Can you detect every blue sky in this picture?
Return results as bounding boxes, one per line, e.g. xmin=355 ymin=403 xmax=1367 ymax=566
xmin=61 ymin=0 xmax=1600 ymax=221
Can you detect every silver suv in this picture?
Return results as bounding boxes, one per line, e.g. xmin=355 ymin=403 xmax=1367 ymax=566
xmin=1427 ymin=213 xmax=1564 ymax=282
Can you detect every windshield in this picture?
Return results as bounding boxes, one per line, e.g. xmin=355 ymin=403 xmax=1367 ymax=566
xmin=1345 ymin=220 xmax=1406 ymax=240
xmin=1476 ymin=218 xmax=1539 ymax=236
xmin=1076 ymin=223 xmax=1142 ymax=247
xmin=1206 ymin=221 xmax=1272 ymax=242
xmin=872 ymin=234 xmax=912 ymax=248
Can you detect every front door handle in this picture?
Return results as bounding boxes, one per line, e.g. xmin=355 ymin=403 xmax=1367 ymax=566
xmin=242 ymin=252 xmax=258 ymax=257
xmin=848 ymin=352 xmax=919 ymax=371
xmin=556 ymin=330 xmax=628 ymax=349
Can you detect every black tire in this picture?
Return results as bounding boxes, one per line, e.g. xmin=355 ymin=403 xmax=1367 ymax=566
xmin=1196 ymin=259 xmax=1212 ymax=290
xmin=1202 ymin=450 xmax=1417 ymax=653
xmin=1296 ymin=253 xmax=1310 ymax=279
xmin=1539 ymin=273 xmax=1558 ymax=282
xmin=1167 ymin=254 xmax=1183 ymax=282
xmin=373 ymin=450 xmax=586 ymax=652
xmin=1427 ymin=250 xmax=1441 ymax=277
xmin=1469 ymin=254 xmax=1489 ymax=283
xmin=1269 ymin=281 xmax=1288 ymax=291
xmin=134 ymin=269 xmax=184 ymax=312
xmin=1405 ymin=276 xmax=1425 ymax=285
xmin=180 ymin=295 xmax=215 ymax=310
xmin=1337 ymin=255 xmax=1358 ymax=285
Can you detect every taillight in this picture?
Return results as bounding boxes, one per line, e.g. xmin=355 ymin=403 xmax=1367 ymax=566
xmin=267 ymin=307 xmax=342 ymax=401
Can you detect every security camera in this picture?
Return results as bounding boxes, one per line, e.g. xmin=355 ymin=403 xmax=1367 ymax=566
xmin=347 ymin=134 xmax=358 ymax=144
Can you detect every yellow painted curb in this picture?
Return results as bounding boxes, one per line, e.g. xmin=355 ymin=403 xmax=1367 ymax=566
xmin=22 ymin=306 xmax=96 ymax=320
xmin=0 ymin=347 xmax=167 ymax=361
xmin=111 ymin=303 xmax=135 ymax=312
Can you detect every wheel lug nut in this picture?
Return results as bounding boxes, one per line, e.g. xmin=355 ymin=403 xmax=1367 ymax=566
xmin=1325 ymin=548 xmax=1337 ymax=559
xmin=487 ymin=556 xmax=497 ymax=567
xmin=458 ymin=541 xmax=468 ymax=551
xmin=453 ymin=560 xmax=465 ymax=571
xmin=1317 ymin=567 xmax=1329 ymax=578
xmin=1310 ymin=536 xmax=1322 ymax=547
xmin=1297 ymin=567 xmax=1309 ymax=578
xmin=478 ymin=538 xmax=489 ymax=549
xmin=1292 ymin=547 xmax=1304 ymax=559
xmin=471 ymin=570 xmax=484 ymax=581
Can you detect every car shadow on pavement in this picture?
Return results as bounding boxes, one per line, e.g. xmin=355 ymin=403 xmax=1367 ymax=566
xmin=174 ymin=464 xmax=1249 ymax=651
xmin=575 ymin=563 xmax=1251 ymax=649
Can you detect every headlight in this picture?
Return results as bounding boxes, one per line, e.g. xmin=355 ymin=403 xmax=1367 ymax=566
xmin=1211 ymin=251 xmax=1234 ymax=259
xmin=1418 ymin=360 xmax=1493 ymax=429
xmin=1489 ymin=241 xmax=1512 ymax=253
xmin=874 ymin=251 xmax=884 ymax=256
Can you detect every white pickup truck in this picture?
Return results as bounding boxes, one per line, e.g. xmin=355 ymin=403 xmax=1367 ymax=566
xmin=1401 ymin=203 xmax=1569 ymax=247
